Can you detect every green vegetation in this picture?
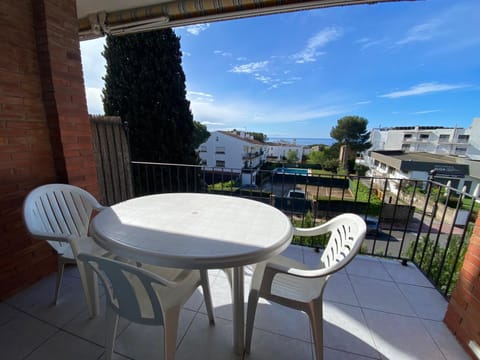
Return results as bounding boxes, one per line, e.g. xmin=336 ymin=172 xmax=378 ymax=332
xmin=208 ymin=180 xmax=237 ymax=191
xmin=291 ymin=212 xmax=329 ymax=248
xmin=407 ymin=229 xmax=471 ymax=296
xmin=349 ymin=179 xmax=382 ymax=215
xmin=330 ymin=116 xmax=371 ymax=171
xmin=103 ymin=30 xmax=198 ymax=164
xmin=286 ymin=149 xmax=299 ymax=163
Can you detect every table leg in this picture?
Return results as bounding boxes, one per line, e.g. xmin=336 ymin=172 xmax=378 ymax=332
xmin=232 ymin=266 xmax=244 ymax=355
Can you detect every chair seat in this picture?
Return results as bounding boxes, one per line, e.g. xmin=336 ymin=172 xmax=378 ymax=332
xmin=260 ymin=256 xmax=326 ymax=303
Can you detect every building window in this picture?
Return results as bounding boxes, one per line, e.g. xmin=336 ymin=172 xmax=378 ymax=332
xmin=200 ymin=159 xmax=207 ymax=165
xmin=199 ymin=145 xmax=207 ymax=152
xmin=419 ymin=133 xmax=429 ymax=141
xmin=439 ymin=134 xmax=449 ymax=142
xmin=403 ymin=134 xmax=412 ymax=140
xmin=458 ymin=135 xmax=470 ymax=143
xmin=215 ymin=160 xmax=225 ymax=167
xmin=215 ymin=146 xmax=225 ymax=154
xmin=402 ymin=144 xmax=411 ymax=151
xmin=455 ymin=147 xmax=467 ymax=155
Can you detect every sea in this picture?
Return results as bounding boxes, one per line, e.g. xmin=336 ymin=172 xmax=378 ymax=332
xmin=267 ymin=137 xmax=335 ymax=146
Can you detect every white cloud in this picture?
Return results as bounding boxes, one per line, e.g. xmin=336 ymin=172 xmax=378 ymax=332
xmin=356 ymin=37 xmax=384 ymax=51
xmin=85 ymin=87 xmax=104 ymax=115
xmin=185 ymin=24 xmax=210 ymax=36
xmin=189 ymin=95 xmax=345 ymax=129
xmin=410 ymin=109 xmax=441 ymax=115
xmin=293 ymin=27 xmax=342 ymax=63
xmin=396 ymin=20 xmax=441 ymax=45
xmin=380 ymin=82 xmax=468 ymax=98
xmin=230 ymin=61 xmax=269 ymax=74
xmin=355 ymin=101 xmax=371 ymax=105
xmin=213 ymin=50 xmax=232 ymax=57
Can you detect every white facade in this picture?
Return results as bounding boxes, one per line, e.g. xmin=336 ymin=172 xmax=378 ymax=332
xmin=198 ymin=131 xmax=267 ymax=172
xmin=266 ymin=143 xmax=304 ymax=162
xmin=369 ymin=118 xmax=480 ymax=158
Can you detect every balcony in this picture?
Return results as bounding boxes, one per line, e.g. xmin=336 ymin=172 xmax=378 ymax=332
xmin=2 ymin=245 xmax=469 ymax=360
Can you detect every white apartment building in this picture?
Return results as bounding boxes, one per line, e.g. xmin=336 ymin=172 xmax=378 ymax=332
xmin=369 ymin=118 xmax=480 ymax=157
xmin=365 ymin=118 xmax=480 ymax=196
xmin=266 ymin=142 xmax=304 ymax=162
xmin=198 ymin=130 xmax=267 ymax=185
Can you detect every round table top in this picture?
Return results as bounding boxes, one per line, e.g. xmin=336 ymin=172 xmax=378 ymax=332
xmin=90 ymin=193 xmax=293 ymax=269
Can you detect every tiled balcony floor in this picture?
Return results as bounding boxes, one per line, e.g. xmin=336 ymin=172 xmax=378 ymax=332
xmin=1 ymin=245 xmax=469 ymax=360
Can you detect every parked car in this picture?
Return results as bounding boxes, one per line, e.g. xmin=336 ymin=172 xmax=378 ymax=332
xmin=286 ymin=189 xmax=306 ymax=199
xmin=365 ymin=216 xmax=380 ymax=235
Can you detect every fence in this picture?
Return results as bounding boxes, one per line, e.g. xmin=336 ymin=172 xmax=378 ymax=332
xmin=129 ymin=161 xmax=478 ymax=297
xmin=90 ymin=116 xmax=133 ymax=205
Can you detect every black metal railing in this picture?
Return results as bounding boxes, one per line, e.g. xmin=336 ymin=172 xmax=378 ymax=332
xmin=130 ymin=161 xmax=478 ymax=297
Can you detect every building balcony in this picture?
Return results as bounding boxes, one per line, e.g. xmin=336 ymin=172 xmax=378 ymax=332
xmin=2 ymin=245 xmax=469 ymax=360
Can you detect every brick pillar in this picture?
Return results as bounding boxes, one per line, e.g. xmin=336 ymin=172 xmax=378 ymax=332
xmin=445 ymin=213 xmax=480 ymax=359
xmin=32 ymin=0 xmax=99 ymax=196
xmin=0 ymin=0 xmax=99 ymax=298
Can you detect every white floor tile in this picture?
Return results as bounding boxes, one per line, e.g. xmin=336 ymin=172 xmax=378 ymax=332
xmin=113 ymin=308 xmax=197 ymax=359
xmin=0 ymin=302 xmax=18 ymax=325
xmin=324 ymin=347 xmax=381 ymax=360
xmin=324 ymin=302 xmax=379 ymax=359
xmin=346 ymin=257 xmax=393 ymax=281
xmin=398 ymin=283 xmax=447 ymax=320
xmin=280 ymin=244 xmax=304 ymax=262
xmin=422 ymin=319 xmax=471 ymax=360
xmin=6 ymin=274 xmax=88 ymax=327
xmin=24 ymin=330 xmax=104 ymax=360
xmin=324 ymin=273 xmax=359 ymax=306
xmin=246 ymin=327 xmax=314 ymax=360
xmin=382 ymin=261 xmax=433 ymax=287
xmin=248 ymin=299 xmax=311 ymax=342
xmin=0 ymin=311 xmax=57 ymax=360
xmin=363 ymin=308 xmax=446 ymax=360
xmin=176 ymin=313 xmax=242 ymax=360
xmin=351 ymin=276 xmax=415 ymax=316
xmin=63 ymin=297 xmax=130 ymax=347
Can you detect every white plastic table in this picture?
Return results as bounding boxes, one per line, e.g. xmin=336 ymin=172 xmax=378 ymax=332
xmin=89 ymin=193 xmax=293 ymax=354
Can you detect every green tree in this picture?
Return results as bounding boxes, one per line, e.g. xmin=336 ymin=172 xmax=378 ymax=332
xmin=307 ymin=150 xmax=325 ymax=165
xmin=286 ymin=149 xmax=299 ymax=163
xmin=192 ymin=121 xmax=210 ymax=148
xmin=103 ymin=30 xmax=196 ymax=164
xmin=330 ymin=116 xmax=371 ymax=171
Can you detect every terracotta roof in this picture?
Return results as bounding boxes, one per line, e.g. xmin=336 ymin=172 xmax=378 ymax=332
xmin=218 ymin=131 xmax=264 ymax=145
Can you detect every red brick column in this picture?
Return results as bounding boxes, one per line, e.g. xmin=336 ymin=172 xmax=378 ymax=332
xmin=32 ymin=0 xmax=99 ymax=196
xmin=445 ymin=213 xmax=480 ymax=359
xmin=0 ymin=0 xmax=99 ymax=298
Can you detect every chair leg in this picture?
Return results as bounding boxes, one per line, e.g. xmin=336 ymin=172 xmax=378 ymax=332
xmin=163 ymin=305 xmax=181 ymax=360
xmin=200 ymin=269 xmax=215 ymax=325
xmin=308 ymin=301 xmax=324 ymax=360
xmin=77 ymin=260 xmax=100 ymax=317
xmin=53 ymin=256 xmax=66 ymax=305
xmin=222 ymin=268 xmax=233 ymax=289
xmin=105 ymin=306 xmax=119 ymax=360
xmin=245 ymin=289 xmax=260 ymax=354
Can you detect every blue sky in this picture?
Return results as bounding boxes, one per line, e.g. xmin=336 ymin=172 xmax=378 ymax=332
xmin=80 ymin=0 xmax=479 ymax=139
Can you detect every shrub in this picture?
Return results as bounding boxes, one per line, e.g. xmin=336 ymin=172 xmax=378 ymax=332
xmin=291 ymin=212 xmax=329 ymax=248
xmin=407 ymin=230 xmax=470 ymax=296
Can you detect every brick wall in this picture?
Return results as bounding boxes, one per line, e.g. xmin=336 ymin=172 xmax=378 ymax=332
xmin=445 ymin=213 xmax=480 ymax=359
xmin=0 ymin=0 xmax=99 ymax=298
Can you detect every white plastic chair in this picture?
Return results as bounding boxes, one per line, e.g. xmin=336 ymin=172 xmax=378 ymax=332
xmin=77 ymin=253 xmax=215 ymax=360
xmin=22 ymin=183 xmax=107 ymax=316
xmin=245 ymin=213 xmax=366 ymax=360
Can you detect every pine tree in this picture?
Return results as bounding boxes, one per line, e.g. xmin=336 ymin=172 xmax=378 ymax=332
xmin=102 ymin=29 xmax=196 ymax=164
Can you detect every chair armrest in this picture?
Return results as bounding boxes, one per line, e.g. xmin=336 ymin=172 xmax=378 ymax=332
xmin=293 ymin=223 xmax=330 ymax=237
xmin=27 ymin=230 xmax=73 ymax=244
xmin=265 ymin=261 xmax=337 ymax=280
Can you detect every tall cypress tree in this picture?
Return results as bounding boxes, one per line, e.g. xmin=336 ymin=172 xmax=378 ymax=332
xmin=102 ymin=29 xmax=196 ymax=164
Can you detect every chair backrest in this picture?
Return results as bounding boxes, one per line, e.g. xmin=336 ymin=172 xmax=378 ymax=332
xmin=23 ymin=184 xmax=100 ymax=243
xmin=320 ymin=213 xmax=366 ymax=273
xmin=78 ymin=253 xmax=173 ymax=326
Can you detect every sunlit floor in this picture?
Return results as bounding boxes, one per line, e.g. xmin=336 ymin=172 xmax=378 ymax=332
xmin=1 ymin=245 xmax=469 ymax=360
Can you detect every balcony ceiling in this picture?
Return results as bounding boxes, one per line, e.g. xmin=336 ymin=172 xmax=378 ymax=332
xmin=77 ymin=0 xmax=410 ymax=40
